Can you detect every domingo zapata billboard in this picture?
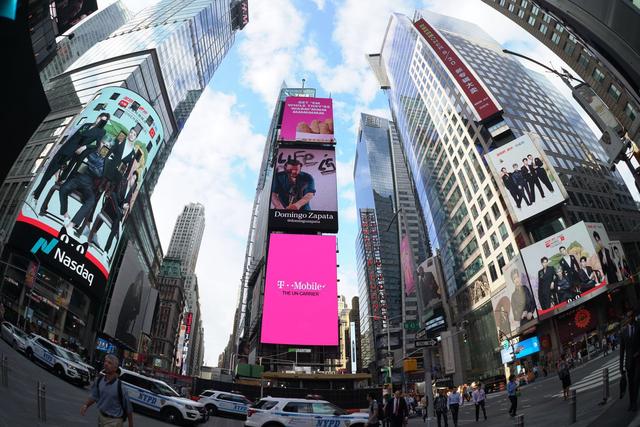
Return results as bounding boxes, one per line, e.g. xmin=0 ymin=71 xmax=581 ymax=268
xmin=261 ymin=233 xmax=338 ymax=346
xmin=11 ymin=87 xmax=164 ymax=296
xmin=485 ymin=133 xmax=568 ymax=224
xmin=520 ymin=222 xmax=610 ymax=317
xmin=269 ymin=147 xmax=338 ymax=233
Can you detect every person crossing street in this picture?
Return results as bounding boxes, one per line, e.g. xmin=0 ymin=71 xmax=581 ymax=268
xmin=472 ymin=382 xmax=487 ymax=421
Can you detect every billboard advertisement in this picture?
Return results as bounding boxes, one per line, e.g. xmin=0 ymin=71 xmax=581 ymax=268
xmin=501 ymin=336 xmax=541 ymax=363
xmin=261 ymin=233 xmax=338 ymax=345
xmin=413 ymin=18 xmax=501 ymax=122
xmin=585 ymin=222 xmax=624 ymax=285
xmin=485 ymin=133 xmax=568 ymax=223
xmin=54 ymin=0 xmax=99 ymax=34
xmin=269 ymin=147 xmax=338 ymax=233
xmin=103 ymin=242 xmax=158 ymax=351
xmin=609 ymin=240 xmax=632 ymax=282
xmin=349 ymin=321 xmax=357 ymax=374
xmin=11 ymin=87 xmax=164 ymax=296
xmin=520 ymin=222 xmax=607 ymax=317
xmin=401 ymin=234 xmax=416 ymax=295
xmin=491 ymin=255 xmax=537 ymax=337
xmin=416 ymin=256 xmax=444 ymax=310
xmin=279 ymin=97 xmax=335 ymax=143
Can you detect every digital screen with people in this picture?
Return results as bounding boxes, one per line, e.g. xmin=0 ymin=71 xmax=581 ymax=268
xmin=11 ymin=87 xmax=164 ymax=293
xmin=485 ymin=133 xmax=568 ymax=223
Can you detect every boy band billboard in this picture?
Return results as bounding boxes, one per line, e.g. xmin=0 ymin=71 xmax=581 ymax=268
xmin=279 ymin=97 xmax=335 ymax=143
xmin=485 ymin=133 xmax=568 ymax=224
xmin=261 ymin=233 xmax=338 ymax=346
xmin=491 ymin=255 xmax=537 ymax=338
xmin=11 ymin=87 xmax=164 ymax=294
xmin=269 ymin=147 xmax=338 ymax=233
xmin=520 ymin=221 xmax=615 ymax=317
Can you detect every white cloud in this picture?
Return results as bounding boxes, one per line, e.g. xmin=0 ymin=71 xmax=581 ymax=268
xmin=238 ymin=0 xmax=306 ymax=106
xmin=151 ymin=89 xmax=264 ymax=365
xmin=311 ymin=0 xmax=326 ymax=10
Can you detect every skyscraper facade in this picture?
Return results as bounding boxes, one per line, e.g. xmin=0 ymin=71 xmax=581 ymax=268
xmin=354 ymin=113 xmax=429 ymax=384
xmin=370 ymin=11 xmax=640 ymax=380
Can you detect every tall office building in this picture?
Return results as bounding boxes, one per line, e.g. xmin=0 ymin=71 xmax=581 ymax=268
xmin=354 ymin=113 xmax=429 ymax=384
xmin=349 ymin=296 xmax=362 ymax=374
xmin=483 ymin=0 xmax=640 ymax=154
xmin=0 ymin=0 xmax=244 ymax=356
xmin=368 ymin=10 xmax=640 ymax=381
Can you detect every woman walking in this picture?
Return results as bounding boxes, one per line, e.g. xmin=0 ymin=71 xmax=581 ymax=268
xmin=558 ymin=359 xmax=572 ymax=400
xmin=507 ymin=375 xmax=519 ymax=417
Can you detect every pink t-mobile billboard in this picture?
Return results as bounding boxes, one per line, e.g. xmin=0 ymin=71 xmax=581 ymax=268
xmin=261 ymin=233 xmax=338 ymax=345
xmin=279 ymin=96 xmax=335 ymax=143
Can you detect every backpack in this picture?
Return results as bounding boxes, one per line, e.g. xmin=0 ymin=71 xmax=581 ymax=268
xmin=96 ymin=375 xmax=128 ymax=421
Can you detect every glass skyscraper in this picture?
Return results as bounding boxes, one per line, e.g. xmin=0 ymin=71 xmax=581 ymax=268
xmin=370 ymin=10 xmax=640 ymax=380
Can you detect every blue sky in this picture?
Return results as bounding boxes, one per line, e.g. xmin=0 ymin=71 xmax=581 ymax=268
xmin=102 ymin=0 xmax=638 ymax=365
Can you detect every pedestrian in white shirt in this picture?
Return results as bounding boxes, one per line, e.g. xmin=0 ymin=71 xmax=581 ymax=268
xmin=472 ymin=383 xmax=487 ymax=421
xmin=447 ymin=388 xmax=462 ymax=427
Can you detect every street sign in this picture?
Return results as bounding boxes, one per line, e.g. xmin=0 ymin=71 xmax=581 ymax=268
xmin=502 ymin=340 xmax=509 ymax=350
xmin=288 ymin=348 xmax=311 ymax=353
xmin=404 ymin=320 xmax=420 ymax=332
xmin=415 ymin=328 xmax=427 ymax=339
xmin=414 ymin=338 xmax=438 ymax=348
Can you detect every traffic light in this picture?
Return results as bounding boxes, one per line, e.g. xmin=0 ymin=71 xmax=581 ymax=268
xmin=463 ymin=332 xmax=469 ymax=343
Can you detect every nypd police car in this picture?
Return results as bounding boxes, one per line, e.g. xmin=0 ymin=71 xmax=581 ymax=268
xmin=198 ymin=390 xmax=252 ymax=417
xmin=118 ymin=369 xmax=207 ymax=425
xmin=25 ymin=335 xmax=90 ymax=385
xmin=245 ymin=397 xmax=368 ymax=427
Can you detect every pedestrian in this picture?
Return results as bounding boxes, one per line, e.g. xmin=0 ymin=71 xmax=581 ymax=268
xmin=472 ymin=382 xmax=487 ymax=421
xmin=507 ymin=375 xmax=519 ymax=417
xmin=620 ymin=310 xmax=640 ymax=411
xmin=433 ymin=389 xmax=448 ymax=427
xmin=382 ymin=393 xmax=392 ymax=427
xmin=557 ymin=359 xmax=572 ymax=400
xmin=80 ymin=354 xmax=133 ymax=426
xmin=419 ymin=394 xmax=428 ymax=422
xmin=367 ymin=392 xmax=380 ymax=427
xmin=448 ymin=387 xmax=461 ymax=427
xmin=386 ymin=390 xmax=409 ymax=427
xmin=602 ymin=337 xmax=608 ymax=356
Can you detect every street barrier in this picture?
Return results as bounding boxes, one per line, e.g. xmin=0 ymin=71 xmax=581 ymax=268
xmin=569 ymin=389 xmax=577 ymax=424
xmin=37 ymin=381 xmax=47 ymax=422
xmin=0 ymin=354 xmax=7 ymax=387
xmin=514 ymin=414 xmax=524 ymax=426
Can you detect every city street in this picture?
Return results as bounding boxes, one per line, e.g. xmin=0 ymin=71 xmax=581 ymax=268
xmin=0 ymin=338 xmax=239 ymax=427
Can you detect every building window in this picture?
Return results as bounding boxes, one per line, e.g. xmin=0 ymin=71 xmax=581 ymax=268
xmin=521 ymin=0 xmax=528 ymax=7
xmin=563 ymin=40 xmax=575 ymax=55
xmin=555 ymin=23 xmax=564 ymax=33
xmin=578 ymin=52 xmax=589 ymax=69
xmin=499 ymin=0 xmax=506 ymax=5
xmin=489 ymin=262 xmax=498 ymax=281
xmin=539 ymin=23 xmax=548 ymax=34
xmin=551 ymin=32 xmax=561 ymax=45
xmin=508 ymin=3 xmax=515 ymax=12
xmin=543 ymin=13 xmax=551 ymax=23
xmin=519 ymin=9 xmax=526 ymax=19
xmin=506 ymin=243 xmax=515 ymax=260
xmin=483 ymin=241 xmax=491 ymax=257
xmin=527 ymin=15 xmax=536 ymax=26
xmin=608 ymin=84 xmax=621 ymax=101
xmin=592 ymin=68 xmax=605 ymax=83
xmin=625 ymin=102 xmax=638 ymax=121
xmin=499 ymin=223 xmax=509 ymax=239
xmin=531 ymin=4 xmax=539 ymax=15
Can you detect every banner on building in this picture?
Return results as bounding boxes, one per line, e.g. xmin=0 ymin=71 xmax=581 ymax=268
xmin=103 ymin=242 xmax=157 ymax=351
xmin=350 ymin=321 xmax=357 ymax=374
xmin=261 ymin=233 xmax=338 ymax=345
xmin=416 ymin=256 xmax=444 ymax=311
xmin=520 ymin=221 xmax=609 ymax=317
xmin=401 ymin=234 xmax=416 ymax=295
xmin=269 ymin=146 xmax=338 ymax=233
xmin=485 ymin=133 xmax=568 ymax=224
xmin=491 ymin=255 xmax=537 ymax=338
xmin=440 ymin=330 xmax=456 ymax=375
xmin=11 ymin=87 xmax=164 ymax=297
xmin=413 ymin=18 xmax=502 ymax=123
xmin=279 ymin=96 xmax=335 ymax=143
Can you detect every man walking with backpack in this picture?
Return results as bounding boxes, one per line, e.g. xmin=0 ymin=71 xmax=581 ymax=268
xmin=80 ymin=354 xmax=134 ymax=426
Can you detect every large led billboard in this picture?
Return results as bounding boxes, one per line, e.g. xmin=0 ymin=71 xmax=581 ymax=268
xmin=416 ymin=256 xmax=444 ymax=310
xmin=400 ymin=234 xmax=416 ymax=295
xmin=279 ymin=97 xmax=335 ymax=143
xmin=54 ymin=0 xmax=99 ymax=34
xmin=485 ymin=133 xmax=568 ymax=224
xmin=585 ymin=222 xmax=625 ymax=285
xmin=269 ymin=146 xmax=338 ymax=233
xmin=261 ymin=233 xmax=338 ymax=346
xmin=103 ymin=242 xmax=158 ymax=351
xmin=413 ymin=18 xmax=502 ymax=123
xmin=501 ymin=336 xmax=541 ymax=363
xmin=520 ymin=222 xmax=607 ymax=317
xmin=11 ymin=87 xmax=164 ymax=295
xmin=491 ymin=255 xmax=537 ymax=337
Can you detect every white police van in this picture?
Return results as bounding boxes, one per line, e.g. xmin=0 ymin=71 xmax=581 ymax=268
xmin=198 ymin=389 xmax=252 ymax=417
xmin=118 ymin=369 xmax=207 ymax=425
xmin=245 ymin=397 xmax=368 ymax=427
xmin=25 ymin=335 xmax=90 ymax=385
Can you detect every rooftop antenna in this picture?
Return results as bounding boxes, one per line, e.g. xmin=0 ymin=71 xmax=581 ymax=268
xmin=301 ymin=78 xmax=306 ymax=89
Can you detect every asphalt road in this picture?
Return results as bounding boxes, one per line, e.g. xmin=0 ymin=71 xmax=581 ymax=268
xmin=0 ymin=335 xmax=630 ymax=427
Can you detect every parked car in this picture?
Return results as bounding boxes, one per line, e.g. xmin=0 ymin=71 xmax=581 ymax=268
xmin=198 ymin=390 xmax=252 ymax=417
xmin=118 ymin=368 xmax=208 ymax=425
xmin=24 ymin=335 xmax=90 ymax=386
xmin=246 ymin=397 xmax=368 ymax=427
xmin=0 ymin=321 xmax=28 ymax=353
